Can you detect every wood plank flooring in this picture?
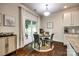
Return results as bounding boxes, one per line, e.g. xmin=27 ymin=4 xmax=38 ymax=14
xmin=9 ymin=41 xmax=67 ymax=56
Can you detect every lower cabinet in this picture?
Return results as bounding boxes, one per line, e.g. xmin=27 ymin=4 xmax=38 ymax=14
xmin=0 ymin=37 xmax=6 ymax=55
xmin=7 ymin=36 xmax=16 ymax=54
xmin=67 ymin=42 xmax=77 ymax=56
xmin=0 ymin=36 xmax=17 ymax=56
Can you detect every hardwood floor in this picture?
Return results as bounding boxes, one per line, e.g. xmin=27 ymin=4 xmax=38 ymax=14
xmin=9 ymin=41 xmax=67 ymax=56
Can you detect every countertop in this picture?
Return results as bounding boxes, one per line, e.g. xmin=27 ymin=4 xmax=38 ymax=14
xmin=66 ymin=35 xmax=79 ymax=55
xmin=0 ymin=34 xmax=16 ymax=37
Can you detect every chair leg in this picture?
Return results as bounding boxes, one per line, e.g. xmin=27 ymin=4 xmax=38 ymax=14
xmin=39 ymin=45 xmax=40 ymax=50
xmin=34 ymin=43 xmax=36 ymax=48
xmin=38 ymin=43 xmax=40 ymax=50
xmin=50 ymin=42 xmax=52 ymax=48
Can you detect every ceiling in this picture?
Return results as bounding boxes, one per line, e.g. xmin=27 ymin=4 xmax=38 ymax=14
xmin=22 ymin=3 xmax=79 ymax=16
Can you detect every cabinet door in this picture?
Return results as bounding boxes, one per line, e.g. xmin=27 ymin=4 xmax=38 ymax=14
xmin=64 ymin=12 xmax=72 ymax=26
xmin=8 ymin=36 xmax=16 ymax=53
xmin=72 ymin=11 xmax=79 ymax=26
xmin=0 ymin=37 xmax=6 ymax=56
xmin=67 ymin=43 xmax=77 ymax=56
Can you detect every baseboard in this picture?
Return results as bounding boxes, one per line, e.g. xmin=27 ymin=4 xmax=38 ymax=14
xmin=53 ymin=41 xmax=64 ymax=44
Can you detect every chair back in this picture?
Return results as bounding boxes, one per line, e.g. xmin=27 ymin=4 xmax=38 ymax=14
xmin=50 ymin=34 xmax=54 ymax=41
xmin=33 ymin=34 xmax=40 ymax=43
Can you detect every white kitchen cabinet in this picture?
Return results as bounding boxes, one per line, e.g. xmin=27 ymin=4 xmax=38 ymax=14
xmin=64 ymin=11 xmax=79 ymax=26
xmin=7 ymin=36 xmax=16 ymax=54
xmin=0 ymin=37 xmax=6 ymax=56
xmin=64 ymin=34 xmax=78 ymax=56
xmin=0 ymin=36 xmax=16 ymax=56
xmin=72 ymin=11 xmax=79 ymax=26
xmin=64 ymin=12 xmax=72 ymax=26
xmin=67 ymin=42 xmax=77 ymax=56
xmin=66 ymin=37 xmax=77 ymax=56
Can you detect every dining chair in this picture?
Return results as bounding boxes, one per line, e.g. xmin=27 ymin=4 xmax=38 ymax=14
xmin=46 ymin=33 xmax=54 ymax=48
xmin=33 ymin=33 xmax=41 ymax=50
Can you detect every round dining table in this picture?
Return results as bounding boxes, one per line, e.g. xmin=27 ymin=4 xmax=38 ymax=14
xmin=40 ymin=34 xmax=50 ymax=46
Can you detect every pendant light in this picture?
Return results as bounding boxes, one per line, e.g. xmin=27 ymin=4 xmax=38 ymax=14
xmin=43 ymin=4 xmax=50 ymax=16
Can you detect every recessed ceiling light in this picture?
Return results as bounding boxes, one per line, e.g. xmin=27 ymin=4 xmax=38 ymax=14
xmin=64 ymin=6 xmax=67 ymax=8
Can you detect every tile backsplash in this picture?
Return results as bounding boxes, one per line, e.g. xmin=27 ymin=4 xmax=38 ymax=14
xmin=64 ymin=26 xmax=79 ymax=34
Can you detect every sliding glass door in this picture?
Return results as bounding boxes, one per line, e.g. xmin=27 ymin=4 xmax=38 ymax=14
xmin=25 ymin=20 xmax=37 ymax=40
xmin=31 ymin=21 xmax=37 ymax=38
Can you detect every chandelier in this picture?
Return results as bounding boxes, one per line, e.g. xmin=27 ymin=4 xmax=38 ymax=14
xmin=43 ymin=4 xmax=50 ymax=16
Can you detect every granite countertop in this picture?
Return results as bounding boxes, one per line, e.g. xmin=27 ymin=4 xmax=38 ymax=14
xmin=0 ymin=34 xmax=16 ymax=37
xmin=67 ymin=37 xmax=79 ymax=55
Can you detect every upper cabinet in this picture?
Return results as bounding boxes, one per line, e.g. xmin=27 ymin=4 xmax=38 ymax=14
xmin=64 ymin=12 xmax=71 ymax=26
xmin=64 ymin=10 xmax=79 ymax=26
xmin=72 ymin=11 xmax=79 ymax=26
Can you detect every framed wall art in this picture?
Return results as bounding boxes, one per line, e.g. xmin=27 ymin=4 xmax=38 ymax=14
xmin=3 ymin=14 xmax=15 ymax=27
xmin=47 ymin=22 xmax=53 ymax=29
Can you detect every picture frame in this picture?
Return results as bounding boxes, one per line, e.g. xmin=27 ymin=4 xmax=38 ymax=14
xmin=3 ymin=14 xmax=15 ymax=27
xmin=0 ymin=13 xmax=2 ymax=26
xmin=47 ymin=22 xmax=53 ymax=29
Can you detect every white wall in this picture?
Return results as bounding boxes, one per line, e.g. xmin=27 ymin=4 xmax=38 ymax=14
xmin=52 ymin=14 xmax=64 ymax=42
xmin=41 ymin=7 xmax=79 ymax=43
xmin=41 ymin=13 xmax=64 ymax=42
xmin=0 ymin=4 xmax=20 ymax=49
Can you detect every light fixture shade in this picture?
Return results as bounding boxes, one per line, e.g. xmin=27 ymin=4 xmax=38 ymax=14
xmin=44 ymin=11 xmax=50 ymax=16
